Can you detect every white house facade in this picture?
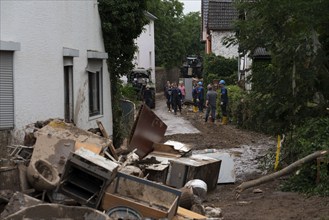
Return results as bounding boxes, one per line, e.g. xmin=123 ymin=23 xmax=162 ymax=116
xmin=0 ymin=0 xmax=113 ymax=142
xmin=132 ymin=12 xmax=157 ymax=84
xmin=211 ymin=31 xmax=238 ymax=58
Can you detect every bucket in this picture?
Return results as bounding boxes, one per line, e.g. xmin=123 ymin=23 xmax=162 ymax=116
xmin=184 ymin=179 xmax=208 ymax=202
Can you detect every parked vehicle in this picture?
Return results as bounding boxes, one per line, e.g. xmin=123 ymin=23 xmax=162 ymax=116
xmin=180 ymin=55 xmax=203 ymax=78
xmin=127 ymin=68 xmax=155 ymax=108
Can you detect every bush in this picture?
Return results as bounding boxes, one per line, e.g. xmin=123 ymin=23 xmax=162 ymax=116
xmin=203 ymin=53 xmax=238 ymax=86
xmin=216 ymin=85 xmax=246 ymax=124
xmin=120 ymin=84 xmax=138 ymax=103
xmin=280 ymin=117 xmax=329 ymax=196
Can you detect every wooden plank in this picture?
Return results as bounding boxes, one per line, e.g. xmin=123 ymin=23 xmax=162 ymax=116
xmin=96 ymin=120 xmax=118 ymax=160
xmin=74 ymin=141 xmax=102 ymax=154
xmin=96 ymin=120 xmax=109 ymax=138
xmin=174 ymin=207 xmax=207 ymax=220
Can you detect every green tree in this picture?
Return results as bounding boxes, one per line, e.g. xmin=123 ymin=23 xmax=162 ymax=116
xmin=147 ymin=0 xmax=185 ymax=68
xmin=98 ymin=0 xmax=149 ymax=147
xmin=232 ymin=0 xmax=329 ymax=195
xmin=148 ymin=0 xmax=204 ymax=69
xmin=233 ymin=0 xmax=329 ymax=133
xmin=203 ymin=53 xmax=238 ymax=86
xmin=181 ymin=12 xmax=204 ymax=56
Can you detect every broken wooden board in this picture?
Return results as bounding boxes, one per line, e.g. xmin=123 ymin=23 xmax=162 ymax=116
xmin=151 ymin=142 xmax=191 ymax=158
xmin=173 ymin=207 xmax=207 ymax=220
xmin=96 ymin=120 xmax=118 ymax=160
xmin=75 ymin=141 xmax=102 ymax=154
xmin=129 ymin=104 xmax=167 ymax=159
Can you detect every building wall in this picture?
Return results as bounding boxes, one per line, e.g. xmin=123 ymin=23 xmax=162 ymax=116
xmin=0 ymin=0 xmax=113 ymax=142
xmin=211 ymin=31 xmax=238 ymax=58
xmin=133 ymin=19 xmax=156 ymax=85
xmin=239 ymin=53 xmax=253 ymax=91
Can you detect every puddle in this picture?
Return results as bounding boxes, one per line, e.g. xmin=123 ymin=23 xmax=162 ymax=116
xmin=193 ymin=141 xmax=275 ymax=182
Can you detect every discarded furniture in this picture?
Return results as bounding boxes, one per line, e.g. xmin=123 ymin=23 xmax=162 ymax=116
xmin=139 ymin=155 xmax=171 ymax=184
xmin=195 ymin=151 xmax=236 ymax=183
xmin=144 ymin=163 xmax=169 ymax=183
xmin=3 ymin=204 xmax=111 ymax=220
xmin=30 ymin=120 xmax=109 ymax=175
xmin=167 ymin=155 xmax=221 ymax=191
xmin=129 ymin=104 xmax=167 ymax=158
xmin=59 ymin=148 xmax=118 ymax=208
xmin=102 ymin=172 xmax=181 ymax=219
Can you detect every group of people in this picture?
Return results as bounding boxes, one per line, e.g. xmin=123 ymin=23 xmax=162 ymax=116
xmin=164 ymin=79 xmax=228 ymax=124
xmin=164 ymin=81 xmax=186 ymax=115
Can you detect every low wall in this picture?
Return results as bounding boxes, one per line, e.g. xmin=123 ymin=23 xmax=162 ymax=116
xmin=155 ymin=67 xmax=180 ymax=93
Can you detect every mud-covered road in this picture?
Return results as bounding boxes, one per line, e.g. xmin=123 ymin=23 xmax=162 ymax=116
xmin=154 ymin=94 xmax=329 ymax=220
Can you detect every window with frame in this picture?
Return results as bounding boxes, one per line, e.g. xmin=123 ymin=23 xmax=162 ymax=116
xmin=88 ymin=68 xmax=103 ymax=117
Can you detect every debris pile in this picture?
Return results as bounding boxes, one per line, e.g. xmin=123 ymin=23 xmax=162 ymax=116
xmin=0 ymin=105 xmax=224 ymax=220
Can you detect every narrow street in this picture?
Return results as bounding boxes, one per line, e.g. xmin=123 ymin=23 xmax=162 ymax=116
xmin=153 ymin=93 xmax=199 ymax=136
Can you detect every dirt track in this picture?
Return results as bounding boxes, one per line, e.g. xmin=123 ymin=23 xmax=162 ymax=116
xmin=155 ymin=95 xmax=329 ymax=220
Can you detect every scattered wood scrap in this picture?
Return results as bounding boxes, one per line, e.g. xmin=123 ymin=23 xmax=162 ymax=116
xmin=96 ymin=120 xmax=118 ymax=160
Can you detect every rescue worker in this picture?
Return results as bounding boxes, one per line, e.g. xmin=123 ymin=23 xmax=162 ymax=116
xmin=192 ymin=82 xmax=198 ymax=112
xmin=143 ymin=85 xmax=153 ymax=108
xmin=219 ymin=79 xmax=228 ymax=125
xmin=197 ymin=81 xmax=204 ymax=112
xmin=205 ymin=84 xmax=217 ymax=123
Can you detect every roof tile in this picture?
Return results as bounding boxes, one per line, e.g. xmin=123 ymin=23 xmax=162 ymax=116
xmin=208 ymin=0 xmax=239 ymax=31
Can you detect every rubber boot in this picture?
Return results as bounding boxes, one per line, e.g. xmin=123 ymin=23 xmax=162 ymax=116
xmin=222 ymin=116 xmax=228 ymax=125
xmin=193 ymin=106 xmax=198 ymax=113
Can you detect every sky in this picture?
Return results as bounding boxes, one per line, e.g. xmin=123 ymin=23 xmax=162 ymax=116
xmin=179 ymin=0 xmax=201 ymax=14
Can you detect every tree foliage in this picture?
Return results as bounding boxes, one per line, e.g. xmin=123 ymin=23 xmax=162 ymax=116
xmin=147 ymin=0 xmax=204 ymax=69
xmin=234 ymin=0 xmax=329 ymax=133
xmin=203 ymin=53 xmax=238 ymax=86
xmin=233 ymin=0 xmax=329 ymax=195
xmin=281 ymin=118 xmax=329 ymax=195
xmin=98 ymin=0 xmax=149 ymax=147
xmin=181 ymin=12 xmax=204 ymax=57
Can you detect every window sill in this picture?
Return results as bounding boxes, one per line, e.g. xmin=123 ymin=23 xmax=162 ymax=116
xmin=89 ymin=114 xmax=103 ymax=121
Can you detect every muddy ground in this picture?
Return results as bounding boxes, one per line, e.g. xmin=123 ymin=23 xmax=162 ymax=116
xmin=157 ymin=96 xmax=329 ymax=220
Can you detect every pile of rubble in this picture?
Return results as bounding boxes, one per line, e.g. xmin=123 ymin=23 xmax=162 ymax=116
xmin=0 ymin=105 xmax=225 ymax=220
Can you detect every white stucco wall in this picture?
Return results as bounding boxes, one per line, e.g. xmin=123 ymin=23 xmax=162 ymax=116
xmin=211 ymin=31 xmax=238 ymax=58
xmin=239 ymin=53 xmax=253 ymax=91
xmin=0 ymin=0 xmax=113 ymax=141
xmin=133 ymin=19 xmax=156 ymax=84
